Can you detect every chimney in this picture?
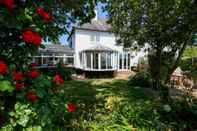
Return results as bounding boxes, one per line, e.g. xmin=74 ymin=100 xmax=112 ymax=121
xmin=93 ymin=8 xmax=98 ymax=21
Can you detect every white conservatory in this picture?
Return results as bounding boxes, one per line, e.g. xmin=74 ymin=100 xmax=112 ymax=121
xmin=79 ymin=44 xmax=131 ymax=71
xmin=33 ymin=44 xmax=74 ymax=68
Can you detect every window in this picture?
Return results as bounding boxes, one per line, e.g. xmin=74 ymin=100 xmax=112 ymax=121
xmin=90 ymin=34 xmax=100 ymax=42
xmin=93 ymin=53 xmax=99 ymax=69
xmin=119 ymin=54 xmax=122 ymax=69
xmin=90 ymin=35 xmax=95 ymax=41
xmin=128 ymin=54 xmax=130 ymax=69
xmin=107 ymin=53 xmax=112 ymax=69
xmin=86 ymin=52 xmax=91 ymax=68
xmin=124 ymin=53 xmax=127 ymax=69
xmin=96 ymin=35 xmax=100 ymax=42
xmin=101 ymin=53 xmax=107 ymax=69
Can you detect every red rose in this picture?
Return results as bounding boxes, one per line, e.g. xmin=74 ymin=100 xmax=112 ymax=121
xmin=36 ymin=7 xmax=45 ymax=16
xmin=42 ymin=12 xmax=51 ymax=22
xmin=0 ymin=60 xmax=7 ymax=75
xmin=1 ymin=0 xmax=14 ymax=10
xmin=54 ymin=73 xmax=64 ymax=85
xmin=22 ymin=28 xmax=34 ymax=43
xmin=22 ymin=28 xmax=42 ymax=46
xmin=36 ymin=7 xmax=51 ymax=22
xmin=28 ymin=70 xmax=40 ymax=79
xmin=67 ymin=102 xmax=76 ymax=113
xmin=26 ymin=91 xmax=37 ymax=102
xmin=15 ymin=83 xmax=25 ymax=91
xmin=13 ymin=71 xmax=23 ymax=81
xmin=32 ymin=32 xmax=42 ymax=46
xmin=30 ymin=63 xmax=37 ymax=69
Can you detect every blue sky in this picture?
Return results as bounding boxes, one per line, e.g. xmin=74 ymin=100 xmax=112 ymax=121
xmin=59 ymin=3 xmax=108 ymax=45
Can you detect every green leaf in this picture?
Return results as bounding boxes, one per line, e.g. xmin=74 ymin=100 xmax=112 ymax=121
xmin=17 ymin=115 xmax=29 ymax=127
xmin=0 ymin=80 xmax=14 ymax=93
xmin=25 ymin=126 xmax=42 ymax=131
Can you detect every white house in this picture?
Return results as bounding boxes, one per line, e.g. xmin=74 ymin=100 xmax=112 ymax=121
xmin=68 ymin=18 xmax=147 ymax=72
xmin=33 ymin=18 xmax=147 ymax=75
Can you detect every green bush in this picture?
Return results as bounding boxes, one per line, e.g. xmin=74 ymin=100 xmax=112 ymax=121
xmin=180 ymin=58 xmax=193 ymax=71
xmin=56 ymin=65 xmax=75 ymax=81
xmin=128 ymin=71 xmax=153 ymax=88
xmin=40 ymin=66 xmax=75 ymax=81
xmin=159 ymin=100 xmax=197 ymax=130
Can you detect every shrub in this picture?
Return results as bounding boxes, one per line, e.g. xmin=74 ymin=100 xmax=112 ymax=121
xmin=180 ymin=58 xmax=193 ymax=71
xmin=56 ymin=64 xmax=75 ymax=81
xmin=159 ymin=100 xmax=197 ymax=130
xmin=128 ymin=71 xmax=153 ymax=88
xmin=40 ymin=66 xmax=75 ymax=81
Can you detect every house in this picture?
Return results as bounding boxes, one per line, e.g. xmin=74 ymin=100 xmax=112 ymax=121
xmin=68 ymin=18 xmax=147 ymax=74
xmin=33 ymin=16 xmax=147 ymax=76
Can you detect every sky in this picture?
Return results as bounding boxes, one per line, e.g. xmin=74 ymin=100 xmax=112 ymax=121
xmin=58 ymin=3 xmax=108 ymax=45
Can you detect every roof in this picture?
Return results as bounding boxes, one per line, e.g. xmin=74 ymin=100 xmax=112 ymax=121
xmin=39 ymin=44 xmax=74 ymax=54
xmin=172 ymin=67 xmax=183 ymax=77
xmin=75 ymin=19 xmax=111 ymax=32
xmin=82 ymin=44 xmax=117 ymax=52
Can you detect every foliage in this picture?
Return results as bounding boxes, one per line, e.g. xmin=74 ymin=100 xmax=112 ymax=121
xmin=40 ymin=67 xmax=75 ymax=81
xmin=56 ymin=79 xmax=197 ymax=130
xmin=1 ymin=102 xmax=38 ymax=131
xmin=0 ymin=80 xmax=14 ymax=93
xmin=101 ymin=0 xmax=197 ymax=98
xmin=0 ymin=0 xmax=95 ymax=130
xmin=1 ymin=73 xmax=80 ymax=130
xmin=180 ymin=58 xmax=193 ymax=71
xmin=128 ymin=71 xmax=152 ymax=88
xmin=56 ymin=63 xmax=75 ymax=81
xmin=182 ymin=47 xmax=197 ymax=60
xmin=158 ymin=100 xmax=197 ymax=130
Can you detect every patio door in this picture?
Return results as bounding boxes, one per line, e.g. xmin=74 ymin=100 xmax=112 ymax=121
xmin=119 ymin=53 xmax=131 ymax=70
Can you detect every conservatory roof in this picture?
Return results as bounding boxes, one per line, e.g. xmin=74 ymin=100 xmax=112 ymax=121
xmin=39 ymin=44 xmax=74 ymax=54
xmin=82 ymin=44 xmax=117 ymax=52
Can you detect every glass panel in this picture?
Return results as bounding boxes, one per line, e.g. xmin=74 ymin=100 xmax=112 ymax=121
xmin=93 ymin=53 xmax=99 ymax=69
xmin=107 ymin=53 xmax=112 ymax=69
xmin=90 ymin=35 xmax=95 ymax=41
xmin=96 ymin=35 xmax=100 ymax=42
xmin=119 ymin=54 xmax=122 ymax=69
xmin=124 ymin=53 xmax=127 ymax=69
xmin=79 ymin=53 xmax=82 ymax=65
xmin=101 ymin=52 xmax=107 ymax=69
xmin=86 ymin=52 xmax=91 ymax=68
xmin=128 ymin=54 xmax=130 ymax=69
xmin=67 ymin=58 xmax=74 ymax=65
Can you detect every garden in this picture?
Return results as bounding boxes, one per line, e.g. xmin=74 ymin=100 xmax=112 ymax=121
xmin=0 ymin=0 xmax=197 ymax=131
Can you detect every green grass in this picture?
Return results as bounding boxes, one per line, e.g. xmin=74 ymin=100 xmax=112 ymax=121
xmin=59 ymin=79 xmax=165 ymax=131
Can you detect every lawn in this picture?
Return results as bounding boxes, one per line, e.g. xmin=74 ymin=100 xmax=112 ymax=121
xmin=59 ymin=78 xmax=164 ymax=131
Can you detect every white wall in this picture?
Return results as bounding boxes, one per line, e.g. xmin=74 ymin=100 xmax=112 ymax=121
xmin=74 ymin=29 xmax=123 ymax=52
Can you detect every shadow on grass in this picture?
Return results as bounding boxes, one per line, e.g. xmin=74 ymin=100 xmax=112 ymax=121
xmin=60 ymin=79 xmax=161 ymax=130
xmin=61 ymin=79 xmax=197 ymax=130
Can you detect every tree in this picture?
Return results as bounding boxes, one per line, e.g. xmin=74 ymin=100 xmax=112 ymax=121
xmin=0 ymin=0 xmax=96 ymax=128
xmin=0 ymin=0 xmax=96 ymax=66
xmin=102 ymin=0 xmax=197 ymax=98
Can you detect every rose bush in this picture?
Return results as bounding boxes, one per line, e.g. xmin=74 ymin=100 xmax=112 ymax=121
xmin=0 ymin=0 xmax=94 ymax=130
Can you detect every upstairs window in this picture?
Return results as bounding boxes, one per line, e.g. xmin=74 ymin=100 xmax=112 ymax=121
xmin=90 ymin=35 xmax=95 ymax=41
xmin=96 ymin=35 xmax=100 ymax=42
xmin=90 ymin=34 xmax=100 ymax=43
